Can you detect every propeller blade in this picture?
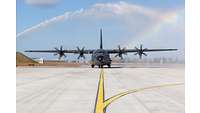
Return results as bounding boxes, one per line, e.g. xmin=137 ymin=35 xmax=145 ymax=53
xmin=54 ymin=47 xmax=59 ymax=51
xmin=83 ymin=55 xmax=86 ymax=59
xmin=115 ymin=54 xmax=119 ymax=57
xmin=115 ymin=45 xmax=127 ymax=59
xmin=139 ymin=54 xmax=142 ymax=59
xmin=77 ymin=46 xmax=80 ymax=51
xmin=76 ymin=46 xmax=86 ymax=59
xmin=143 ymin=53 xmax=147 ymax=56
xmin=82 ymin=47 xmax=85 ymax=51
xmin=77 ymin=55 xmax=80 ymax=59
xmin=58 ymin=55 xmax=62 ymax=60
xmin=118 ymin=45 xmax=121 ymax=50
xmin=134 ymin=44 xmax=148 ymax=59
xmin=63 ymin=54 xmax=67 ymax=58
xmin=77 ymin=55 xmax=85 ymax=59
xmin=124 ymin=48 xmax=127 ymax=55
xmin=60 ymin=46 xmax=63 ymax=51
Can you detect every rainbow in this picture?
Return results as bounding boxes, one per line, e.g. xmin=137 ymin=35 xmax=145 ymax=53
xmin=126 ymin=8 xmax=185 ymax=47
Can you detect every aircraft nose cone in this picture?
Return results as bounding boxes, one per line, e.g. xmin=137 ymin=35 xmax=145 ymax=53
xmin=97 ymin=56 xmax=103 ymax=61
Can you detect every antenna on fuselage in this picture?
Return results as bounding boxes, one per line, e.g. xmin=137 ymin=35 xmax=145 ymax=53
xmin=100 ymin=28 xmax=103 ymax=49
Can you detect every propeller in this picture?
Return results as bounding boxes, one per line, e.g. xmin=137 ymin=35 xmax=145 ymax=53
xmin=76 ymin=46 xmax=85 ymax=59
xmin=54 ymin=46 xmax=66 ymax=60
xmin=134 ymin=44 xmax=148 ymax=59
xmin=115 ymin=45 xmax=127 ymax=59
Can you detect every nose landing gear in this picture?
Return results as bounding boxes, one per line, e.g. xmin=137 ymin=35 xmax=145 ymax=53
xmin=98 ymin=65 xmax=103 ymax=68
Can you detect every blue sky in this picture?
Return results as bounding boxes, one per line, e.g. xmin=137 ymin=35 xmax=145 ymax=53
xmin=17 ymin=0 xmax=185 ymax=60
xmin=17 ymin=0 xmax=184 ymax=32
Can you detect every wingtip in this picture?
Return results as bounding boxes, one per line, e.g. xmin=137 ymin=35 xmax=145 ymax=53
xmin=170 ymin=49 xmax=178 ymax=51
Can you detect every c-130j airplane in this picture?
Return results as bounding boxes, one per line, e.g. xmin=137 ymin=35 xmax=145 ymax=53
xmin=25 ymin=29 xmax=177 ymax=68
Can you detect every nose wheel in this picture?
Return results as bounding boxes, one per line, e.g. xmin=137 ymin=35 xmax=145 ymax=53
xmin=98 ymin=65 xmax=103 ymax=68
xmin=91 ymin=64 xmax=95 ymax=68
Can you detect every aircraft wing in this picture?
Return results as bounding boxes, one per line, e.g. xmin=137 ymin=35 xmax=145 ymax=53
xmin=25 ymin=46 xmax=95 ymax=54
xmin=24 ymin=46 xmax=95 ymax=60
xmin=25 ymin=50 xmax=59 ymax=53
xmin=25 ymin=49 xmax=94 ymax=54
xmin=106 ymin=48 xmax=177 ymax=53
xmin=106 ymin=45 xmax=177 ymax=59
xmin=125 ymin=48 xmax=177 ymax=53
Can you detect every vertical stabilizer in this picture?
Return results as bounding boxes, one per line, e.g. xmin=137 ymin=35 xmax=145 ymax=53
xmin=100 ymin=29 xmax=103 ymax=49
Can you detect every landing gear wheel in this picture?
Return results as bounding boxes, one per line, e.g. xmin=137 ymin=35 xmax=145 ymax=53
xmin=91 ymin=65 xmax=95 ymax=68
xmin=107 ymin=64 xmax=111 ymax=68
xmin=99 ymin=65 xmax=103 ymax=68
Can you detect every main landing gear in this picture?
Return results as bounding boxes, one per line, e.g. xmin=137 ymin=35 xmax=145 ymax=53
xmin=91 ymin=64 xmax=111 ymax=68
xmin=107 ymin=64 xmax=111 ymax=68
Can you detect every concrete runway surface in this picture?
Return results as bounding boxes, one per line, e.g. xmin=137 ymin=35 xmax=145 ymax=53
xmin=16 ymin=66 xmax=184 ymax=113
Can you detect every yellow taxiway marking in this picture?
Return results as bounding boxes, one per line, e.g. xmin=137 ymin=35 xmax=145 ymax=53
xmin=94 ymin=69 xmax=105 ymax=113
xmin=103 ymin=83 xmax=184 ymax=108
xmin=94 ymin=69 xmax=184 ymax=113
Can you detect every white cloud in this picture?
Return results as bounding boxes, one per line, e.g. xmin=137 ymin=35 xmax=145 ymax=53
xmin=17 ymin=2 xmax=164 ymax=37
xmin=24 ymin=0 xmax=60 ymax=6
xmin=92 ymin=1 xmax=162 ymax=18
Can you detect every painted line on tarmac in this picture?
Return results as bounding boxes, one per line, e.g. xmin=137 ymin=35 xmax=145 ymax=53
xmin=103 ymin=83 xmax=184 ymax=108
xmin=94 ymin=68 xmax=184 ymax=113
xmin=94 ymin=69 xmax=105 ymax=113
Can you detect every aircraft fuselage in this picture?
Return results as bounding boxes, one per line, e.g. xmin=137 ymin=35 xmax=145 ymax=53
xmin=91 ymin=49 xmax=111 ymax=68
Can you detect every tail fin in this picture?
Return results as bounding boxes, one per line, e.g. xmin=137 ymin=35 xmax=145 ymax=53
xmin=100 ymin=28 xmax=103 ymax=49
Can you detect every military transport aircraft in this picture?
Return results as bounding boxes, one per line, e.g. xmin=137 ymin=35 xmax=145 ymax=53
xmin=25 ymin=29 xmax=177 ymax=68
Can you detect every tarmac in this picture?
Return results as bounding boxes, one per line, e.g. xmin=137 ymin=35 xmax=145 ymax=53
xmin=16 ymin=65 xmax=184 ymax=113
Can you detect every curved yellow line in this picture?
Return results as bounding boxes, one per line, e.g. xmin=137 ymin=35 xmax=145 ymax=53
xmin=103 ymin=83 xmax=184 ymax=108
xmin=94 ymin=69 xmax=184 ymax=113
